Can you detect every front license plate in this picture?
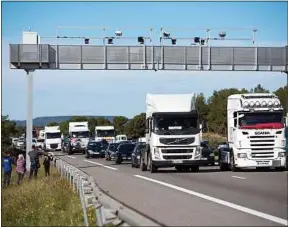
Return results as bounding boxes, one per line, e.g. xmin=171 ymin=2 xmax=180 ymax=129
xmin=172 ymin=160 xmax=183 ymax=164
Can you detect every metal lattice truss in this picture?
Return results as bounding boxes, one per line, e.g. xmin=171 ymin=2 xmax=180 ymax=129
xmin=10 ymin=44 xmax=288 ymax=71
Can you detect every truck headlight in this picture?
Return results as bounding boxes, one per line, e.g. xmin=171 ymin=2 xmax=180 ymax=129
xmin=237 ymin=153 xmax=247 ymax=158
xmin=154 ymin=148 xmax=160 ymax=156
xmin=137 ymin=155 xmax=140 ymax=159
xmin=195 ymin=147 xmax=201 ymax=156
xmin=278 ymin=152 xmax=286 ymax=157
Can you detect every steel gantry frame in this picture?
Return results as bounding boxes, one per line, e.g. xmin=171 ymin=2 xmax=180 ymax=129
xmin=8 ymin=29 xmax=288 ymax=170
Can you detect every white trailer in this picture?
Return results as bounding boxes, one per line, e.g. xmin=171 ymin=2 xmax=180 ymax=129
xmin=68 ymin=122 xmax=90 ymax=154
xmin=95 ymin=126 xmax=115 ymax=142
xmin=220 ymin=93 xmax=286 ymax=171
xmin=140 ymin=93 xmax=207 ymax=173
xmin=44 ymin=126 xmax=62 ymax=151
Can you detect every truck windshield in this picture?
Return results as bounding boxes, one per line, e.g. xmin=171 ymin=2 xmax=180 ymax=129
xmin=154 ymin=115 xmax=199 ymax=135
xmin=239 ymin=112 xmax=284 ymax=129
xmin=96 ymin=130 xmax=115 ymax=137
xmin=71 ymin=131 xmax=90 ymax=138
xmin=46 ymin=132 xmax=61 ymax=139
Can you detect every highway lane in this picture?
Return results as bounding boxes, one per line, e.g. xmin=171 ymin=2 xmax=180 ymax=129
xmin=57 ymin=153 xmax=287 ymax=226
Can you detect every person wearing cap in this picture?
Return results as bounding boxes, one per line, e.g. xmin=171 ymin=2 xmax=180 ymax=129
xmin=28 ymin=145 xmax=41 ymax=180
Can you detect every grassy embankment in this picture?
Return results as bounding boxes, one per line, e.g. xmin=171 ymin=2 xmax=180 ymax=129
xmin=2 ymin=158 xmax=97 ymax=226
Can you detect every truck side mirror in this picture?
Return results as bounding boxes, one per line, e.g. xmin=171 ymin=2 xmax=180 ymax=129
xmin=201 ymin=120 xmax=207 ymax=130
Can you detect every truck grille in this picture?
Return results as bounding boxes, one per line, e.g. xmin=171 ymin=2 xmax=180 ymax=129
xmin=163 ymin=155 xmax=192 ymax=160
xmin=161 ymin=149 xmax=193 ymax=154
xmin=159 ymin=137 xmax=195 ymax=145
xmin=50 ymin=144 xmax=58 ymax=149
xmin=249 ymin=135 xmax=275 ymax=159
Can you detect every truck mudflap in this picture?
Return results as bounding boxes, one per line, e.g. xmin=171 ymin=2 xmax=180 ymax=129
xmin=152 ymin=159 xmax=208 ymax=167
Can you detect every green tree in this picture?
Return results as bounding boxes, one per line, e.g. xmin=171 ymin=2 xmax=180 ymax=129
xmin=207 ymin=88 xmax=248 ymax=135
xmin=1 ymin=115 xmax=17 ymax=146
xmin=60 ymin=120 xmax=69 ymax=136
xmin=124 ymin=113 xmax=146 ymax=138
xmin=274 ymin=86 xmax=288 ymax=113
xmin=47 ymin=122 xmax=59 ymax=126
xmin=113 ymin=116 xmax=129 ymax=134
xmin=250 ymin=84 xmax=269 ymax=93
xmin=71 ymin=116 xmax=88 ymax=122
xmin=196 ymin=93 xmax=209 ymax=122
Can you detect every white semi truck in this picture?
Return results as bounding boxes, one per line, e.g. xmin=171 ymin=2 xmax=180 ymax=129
xmin=68 ymin=122 xmax=90 ymax=154
xmin=140 ymin=93 xmax=207 ymax=173
xmin=95 ymin=126 xmax=116 ymax=143
xmin=44 ymin=126 xmax=62 ymax=151
xmin=219 ymin=93 xmax=287 ymax=171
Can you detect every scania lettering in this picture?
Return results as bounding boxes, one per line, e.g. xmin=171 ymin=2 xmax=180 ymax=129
xmin=95 ymin=126 xmax=116 ymax=143
xmin=140 ymin=93 xmax=207 ymax=173
xmin=44 ymin=126 xmax=62 ymax=151
xmin=220 ymin=93 xmax=286 ymax=171
xmin=68 ymin=122 xmax=90 ymax=155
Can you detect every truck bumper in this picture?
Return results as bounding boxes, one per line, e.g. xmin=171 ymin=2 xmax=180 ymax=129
xmin=236 ymin=157 xmax=286 ymax=168
xmin=152 ymin=159 xmax=208 ymax=167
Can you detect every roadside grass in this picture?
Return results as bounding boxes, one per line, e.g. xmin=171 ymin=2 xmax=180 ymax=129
xmin=2 ymin=159 xmax=97 ymax=226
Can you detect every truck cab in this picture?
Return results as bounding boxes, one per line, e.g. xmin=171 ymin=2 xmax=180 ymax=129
xmin=222 ymin=93 xmax=286 ymax=171
xmin=44 ymin=126 xmax=62 ymax=151
xmin=68 ymin=122 xmax=90 ymax=155
xmin=95 ymin=126 xmax=116 ymax=143
xmin=140 ymin=93 xmax=207 ymax=173
xmin=115 ymin=134 xmax=128 ymax=142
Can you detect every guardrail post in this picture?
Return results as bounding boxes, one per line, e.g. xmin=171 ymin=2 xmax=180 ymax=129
xmin=79 ymin=177 xmax=89 ymax=227
xmin=95 ymin=203 xmax=104 ymax=227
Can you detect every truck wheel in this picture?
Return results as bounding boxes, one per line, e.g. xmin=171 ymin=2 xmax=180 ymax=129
xmin=148 ymin=155 xmax=157 ymax=173
xmin=131 ymin=161 xmax=135 ymax=168
xmin=85 ymin=152 xmax=90 ymax=159
xmin=82 ymin=150 xmax=85 ymax=154
xmin=190 ymin=166 xmax=199 ymax=172
xmin=140 ymin=155 xmax=147 ymax=171
xmin=230 ymin=154 xmax=239 ymax=172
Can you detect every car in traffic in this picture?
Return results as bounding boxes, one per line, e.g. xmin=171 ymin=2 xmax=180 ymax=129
xmin=200 ymin=141 xmax=215 ymax=166
xmin=105 ymin=142 xmax=119 ymax=161
xmin=85 ymin=141 xmax=106 ymax=159
xmin=131 ymin=142 xmax=146 ymax=168
xmin=16 ymin=137 xmax=26 ymax=150
xmin=115 ymin=143 xmax=136 ymax=164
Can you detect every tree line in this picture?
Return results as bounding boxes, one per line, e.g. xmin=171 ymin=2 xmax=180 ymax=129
xmin=2 ymin=84 xmax=287 ymax=146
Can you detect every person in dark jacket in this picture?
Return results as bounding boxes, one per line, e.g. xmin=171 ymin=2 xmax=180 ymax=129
xmin=28 ymin=145 xmax=41 ymax=180
xmin=2 ymin=152 xmax=14 ymax=188
xmin=43 ymin=152 xmax=53 ymax=177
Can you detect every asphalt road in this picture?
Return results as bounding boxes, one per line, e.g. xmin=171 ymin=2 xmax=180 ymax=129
xmin=56 ymin=152 xmax=288 ymax=226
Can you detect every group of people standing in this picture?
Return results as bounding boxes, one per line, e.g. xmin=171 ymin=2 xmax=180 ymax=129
xmin=2 ymin=145 xmax=53 ymax=188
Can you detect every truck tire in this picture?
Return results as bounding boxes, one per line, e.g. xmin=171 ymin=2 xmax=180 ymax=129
xmin=190 ymin=166 xmax=199 ymax=172
xmin=85 ymin=152 xmax=90 ymax=159
xmin=148 ymin=155 xmax=157 ymax=173
xmin=140 ymin=154 xmax=147 ymax=171
xmin=230 ymin=153 xmax=239 ymax=172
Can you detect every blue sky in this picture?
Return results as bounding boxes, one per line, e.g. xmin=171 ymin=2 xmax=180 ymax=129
xmin=2 ymin=1 xmax=288 ymax=120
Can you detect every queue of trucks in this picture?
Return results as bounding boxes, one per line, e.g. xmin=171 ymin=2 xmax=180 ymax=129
xmin=15 ymin=92 xmax=286 ymax=173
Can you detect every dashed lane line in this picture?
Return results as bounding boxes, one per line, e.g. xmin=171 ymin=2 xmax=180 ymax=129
xmin=84 ymin=160 xmax=118 ymax=171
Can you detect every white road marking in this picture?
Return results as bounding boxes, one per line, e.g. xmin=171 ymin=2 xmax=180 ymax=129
xmin=134 ymin=175 xmax=287 ymax=226
xmin=84 ymin=160 xmax=118 ymax=171
xmin=67 ymin=156 xmax=76 ymax=159
xmin=232 ymin=176 xmax=247 ymax=180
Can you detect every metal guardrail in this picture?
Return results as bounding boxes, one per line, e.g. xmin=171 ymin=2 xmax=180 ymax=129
xmin=54 ymin=157 xmax=162 ymax=227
